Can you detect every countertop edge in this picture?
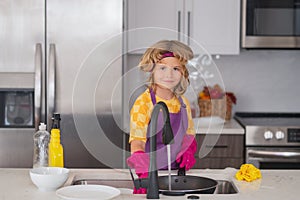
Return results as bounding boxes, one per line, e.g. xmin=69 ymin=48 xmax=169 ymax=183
xmin=193 ymin=118 xmax=245 ymax=134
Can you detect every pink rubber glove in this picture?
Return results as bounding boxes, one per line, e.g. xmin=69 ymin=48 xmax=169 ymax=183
xmin=133 ymin=172 xmax=148 ymax=194
xmin=127 ymin=151 xmax=149 ymax=194
xmin=176 ymin=135 xmax=197 ymax=171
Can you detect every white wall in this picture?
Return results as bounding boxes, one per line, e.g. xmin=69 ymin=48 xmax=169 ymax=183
xmin=126 ymin=50 xmax=300 ymax=113
xmin=215 ymin=50 xmax=300 ymax=112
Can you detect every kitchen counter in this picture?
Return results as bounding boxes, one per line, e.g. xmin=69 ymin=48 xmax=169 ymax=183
xmin=1 ymin=168 xmax=299 ymax=200
xmin=193 ymin=118 xmax=244 ymax=134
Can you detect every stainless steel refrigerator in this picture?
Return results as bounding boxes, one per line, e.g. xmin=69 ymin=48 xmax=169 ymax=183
xmin=0 ymin=0 xmax=124 ymax=168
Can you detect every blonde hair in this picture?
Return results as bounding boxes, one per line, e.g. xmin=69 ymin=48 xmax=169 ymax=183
xmin=139 ymin=40 xmax=194 ymax=96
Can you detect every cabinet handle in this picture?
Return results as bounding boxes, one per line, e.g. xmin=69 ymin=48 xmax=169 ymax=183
xmin=187 ymin=11 xmax=191 ymax=45
xmin=177 ymin=11 xmax=181 ymax=40
xmin=205 ymin=145 xmax=228 ymax=149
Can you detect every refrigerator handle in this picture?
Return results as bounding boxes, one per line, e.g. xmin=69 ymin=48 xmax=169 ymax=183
xmin=34 ymin=43 xmax=43 ymax=131
xmin=47 ymin=43 xmax=56 ymax=127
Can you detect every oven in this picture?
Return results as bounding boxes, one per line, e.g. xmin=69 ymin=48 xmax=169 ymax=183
xmin=235 ymin=112 xmax=300 ymax=169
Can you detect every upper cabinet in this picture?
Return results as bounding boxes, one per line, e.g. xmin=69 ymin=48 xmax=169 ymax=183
xmin=126 ymin=0 xmax=181 ymax=53
xmin=187 ymin=0 xmax=240 ymax=55
xmin=125 ymin=0 xmax=240 ymax=55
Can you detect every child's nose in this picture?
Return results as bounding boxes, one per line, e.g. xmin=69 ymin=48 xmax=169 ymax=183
xmin=165 ymin=68 xmax=173 ymax=77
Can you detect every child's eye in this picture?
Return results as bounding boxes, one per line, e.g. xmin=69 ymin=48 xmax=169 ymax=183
xmin=159 ymin=65 xmax=166 ymax=70
xmin=173 ymin=67 xmax=181 ymax=72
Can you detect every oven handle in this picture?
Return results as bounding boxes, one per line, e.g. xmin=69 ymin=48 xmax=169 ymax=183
xmin=248 ymin=149 xmax=300 ymax=159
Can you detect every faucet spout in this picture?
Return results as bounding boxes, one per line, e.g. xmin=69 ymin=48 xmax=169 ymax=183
xmin=147 ymin=101 xmax=173 ymax=199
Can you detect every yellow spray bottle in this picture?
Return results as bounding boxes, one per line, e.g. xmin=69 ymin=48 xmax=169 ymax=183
xmin=48 ymin=113 xmax=64 ymax=167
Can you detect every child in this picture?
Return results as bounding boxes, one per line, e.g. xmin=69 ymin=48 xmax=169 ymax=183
xmin=127 ymin=40 xmax=197 ymax=193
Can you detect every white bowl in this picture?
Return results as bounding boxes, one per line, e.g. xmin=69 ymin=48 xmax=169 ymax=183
xmin=29 ymin=167 xmax=69 ymax=191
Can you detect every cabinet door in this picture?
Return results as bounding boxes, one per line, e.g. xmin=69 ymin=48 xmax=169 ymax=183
xmin=126 ymin=0 xmax=183 ymax=53
xmin=194 ymin=134 xmax=244 ymax=169
xmin=197 ymin=135 xmax=244 ymax=158
xmin=194 ymin=158 xmax=244 ymax=169
xmin=186 ymin=0 xmax=240 ymax=55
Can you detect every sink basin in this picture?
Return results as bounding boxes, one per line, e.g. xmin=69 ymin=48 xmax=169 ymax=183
xmin=214 ymin=180 xmax=238 ymax=194
xmin=71 ymin=179 xmax=238 ymax=194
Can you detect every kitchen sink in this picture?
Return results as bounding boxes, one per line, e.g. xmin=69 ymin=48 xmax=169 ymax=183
xmin=71 ymin=179 xmax=238 ymax=194
xmin=214 ymin=180 xmax=238 ymax=194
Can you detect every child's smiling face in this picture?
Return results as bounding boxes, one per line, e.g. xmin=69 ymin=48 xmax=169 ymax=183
xmin=153 ymin=57 xmax=183 ymax=91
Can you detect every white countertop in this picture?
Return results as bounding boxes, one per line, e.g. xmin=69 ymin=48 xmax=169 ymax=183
xmin=1 ymin=168 xmax=299 ymax=200
xmin=193 ymin=118 xmax=244 ymax=134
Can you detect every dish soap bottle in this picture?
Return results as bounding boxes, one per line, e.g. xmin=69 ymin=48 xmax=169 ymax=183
xmin=48 ymin=113 xmax=64 ymax=167
xmin=33 ymin=122 xmax=50 ymax=168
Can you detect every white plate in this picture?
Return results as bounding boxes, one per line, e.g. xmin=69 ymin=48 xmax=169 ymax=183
xmin=194 ymin=116 xmax=225 ymax=127
xmin=56 ymin=185 xmax=120 ymax=200
xmin=118 ymin=188 xmax=133 ymax=194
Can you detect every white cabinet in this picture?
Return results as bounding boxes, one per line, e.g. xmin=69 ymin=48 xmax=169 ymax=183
xmin=126 ymin=0 xmax=240 ymax=55
xmin=126 ymin=0 xmax=181 ymax=53
xmin=187 ymin=0 xmax=240 ymax=55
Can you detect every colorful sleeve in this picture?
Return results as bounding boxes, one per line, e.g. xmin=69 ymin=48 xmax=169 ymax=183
xmin=129 ymin=91 xmax=152 ymax=143
xmin=182 ymin=96 xmax=195 ymax=135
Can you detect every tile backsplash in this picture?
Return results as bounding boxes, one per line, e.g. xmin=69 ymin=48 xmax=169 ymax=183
xmin=215 ymin=50 xmax=300 ymax=112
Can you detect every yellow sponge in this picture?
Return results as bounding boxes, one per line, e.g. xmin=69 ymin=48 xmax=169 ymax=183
xmin=235 ymin=164 xmax=262 ymax=182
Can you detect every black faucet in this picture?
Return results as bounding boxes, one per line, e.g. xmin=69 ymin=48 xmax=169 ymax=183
xmin=147 ymin=101 xmax=174 ymax=199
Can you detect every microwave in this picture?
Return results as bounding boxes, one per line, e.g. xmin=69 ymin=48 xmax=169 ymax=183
xmin=242 ymin=0 xmax=300 ymax=48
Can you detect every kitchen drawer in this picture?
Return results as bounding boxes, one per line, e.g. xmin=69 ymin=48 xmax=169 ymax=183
xmin=196 ymin=134 xmax=244 ymax=158
xmin=194 ymin=158 xmax=244 ymax=169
